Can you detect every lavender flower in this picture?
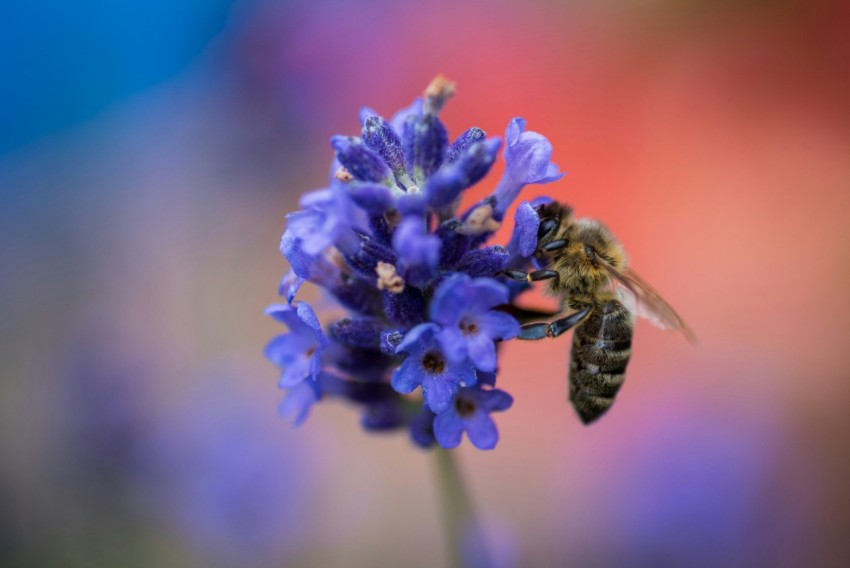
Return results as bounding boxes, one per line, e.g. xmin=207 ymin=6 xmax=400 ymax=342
xmin=491 ymin=117 xmax=564 ymax=220
xmin=430 ymin=275 xmax=520 ymax=373
xmin=434 ymin=387 xmax=514 ymax=450
xmin=392 ymin=323 xmax=477 ymax=414
xmin=264 ymin=303 xmax=328 ymax=387
xmin=265 ymin=77 xmax=564 ymax=450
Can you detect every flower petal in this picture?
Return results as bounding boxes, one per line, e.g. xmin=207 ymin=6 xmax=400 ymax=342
xmin=434 ymin=410 xmax=465 ymax=449
xmin=512 ymin=201 xmax=540 ymax=257
xmin=309 ymin=352 xmax=323 ymax=381
xmin=280 ymin=233 xmax=313 ymax=279
xmin=479 ymin=311 xmax=520 ymax=341
xmin=393 ymin=216 xmax=441 ymax=286
xmin=479 ymin=388 xmax=514 ymax=412
xmin=466 ymin=278 xmax=510 ymax=312
xmin=467 ymin=333 xmax=496 ymax=373
xmin=345 ymin=183 xmax=394 ymax=212
xmin=410 ymin=409 xmax=437 ymax=449
xmin=429 ymin=273 xmax=470 ymax=325
xmin=391 ymin=357 xmax=424 ymax=394
xmin=446 ymin=359 xmax=478 ymax=388
xmin=505 ymin=116 xmax=526 ymax=146
xmin=465 ymin=412 xmax=499 ymax=450
xmin=539 ymin=162 xmax=565 ymax=183
xmin=278 ymin=381 xmax=319 ymax=426
xmin=492 ymin=118 xmax=561 ymax=219
xmin=296 ymin=302 xmax=327 ymax=345
xmin=438 ymin=327 xmax=468 ymax=365
xmin=278 ymin=270 xmax=304 ymax=303
xmin=396 ymin=323 xmax=439 ymax=356
xmin=279 ymin=355 xmax=311 ymax=387
xmin=265 ymin=303 xmax=300 ymax=327
xmin=424 ymin=138 xmax=501 ymax=208
xmin=422 ymin=375 xmax=459 ymax=414
xmin=263 ymin=334 xmax=294 ymax=365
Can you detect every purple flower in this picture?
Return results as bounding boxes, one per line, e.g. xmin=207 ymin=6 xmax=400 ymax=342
xmin=264 ymin=302 xmax=328 ymax=387
xmin=510 ymin=201 xmax=541 ymax=258
xmin=434 ymin=387 xmax=514 ymax=450
xmin=266 ymin=77 xmax=568 ymax=451
xmin=430 ymin=274 xmax=520 ymax=373
xmin=446 ymin=127 xmax=486 ymax=163
xmin=392 ymin=323 xmax=477 ymax=414
xmin=403 ymin=113 xmax=449 ymax=184
xmin=392 ymin=215 xmax=441 ymax=287
xmin=362 ymin=115 xmax=413 ymax=187
xmin=278 ymin=270 xmax=305 ymax=303
xmin=492 ymin=118 xmax=565 ymax=220
xmin=278 ymin=379 xmax=319 ymax=426
xmin=425 ymin=138 xmax=501 ymax=208
xmin=284 ymin=186 xmax=365 ymax=258
xmin=410 ymin=408 xmax=437 ymax=449
xmin=331 ymin=136 xmax=394 ymax=185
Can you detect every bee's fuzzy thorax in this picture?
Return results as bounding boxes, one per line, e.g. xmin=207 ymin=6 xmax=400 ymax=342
xmin=539 ymin=216 xmax=627 ymax=302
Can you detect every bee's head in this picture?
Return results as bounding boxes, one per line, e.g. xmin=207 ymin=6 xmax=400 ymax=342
xmin=573 ymin=219 xmax=625 ymax=267
xmin=535 ymin=201 xmax=573 ymax=244
xmin=562 ymin=219 xmax=627 ymax=297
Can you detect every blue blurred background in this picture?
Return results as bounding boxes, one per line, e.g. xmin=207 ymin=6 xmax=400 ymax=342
xmin=2 ymin=0 xmax=850 ymax=566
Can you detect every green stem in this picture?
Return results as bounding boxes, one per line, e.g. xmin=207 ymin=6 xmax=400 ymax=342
xmin=433 ymin=448 xmax=477 ymax=568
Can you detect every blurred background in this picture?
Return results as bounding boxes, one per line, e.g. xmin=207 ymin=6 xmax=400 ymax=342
xmin=2 ymin=0 xmax=849 ymax=566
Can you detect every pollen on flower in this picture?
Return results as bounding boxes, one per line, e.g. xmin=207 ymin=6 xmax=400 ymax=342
xmin=376 ymin=261 xmax=405 ymax=293
xmin=458 ymin=204 xmax=501 ymax=235
xmin=334 ymin=166 xmax=354 ymax=182
xmin=424 ymin=74 xmax=456 ymax=115
xmin=422 ymin=351 xmax=447 ymax=375
xmin=454 ymin=395 xmax=477 ymax=418
xmin=458 ymin=318 xmax=479 ymax=335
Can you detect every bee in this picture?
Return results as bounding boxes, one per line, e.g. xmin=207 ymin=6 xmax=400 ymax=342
xmin=505 ymin=201 xmax=694 ymax=424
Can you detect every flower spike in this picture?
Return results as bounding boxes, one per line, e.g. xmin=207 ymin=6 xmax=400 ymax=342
xmin=266 ymin=77 xmax=566 ymax=450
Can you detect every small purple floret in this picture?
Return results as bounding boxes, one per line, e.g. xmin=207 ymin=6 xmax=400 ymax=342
xmin=492 ymin=118 xmax=564 ymax=220
xmin=264 ymin=302 xmax=329 ymax=388
xmin=430 ymin=275 xmax=519 ymax=373
xmin=433 ymin=387 xmax=514 ymax=450
xmin=392 ymin=324 xmax=477 ymax=414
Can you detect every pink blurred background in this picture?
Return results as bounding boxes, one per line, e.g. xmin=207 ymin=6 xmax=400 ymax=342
xmin=2 ymin=0 xmax=849 ymax=566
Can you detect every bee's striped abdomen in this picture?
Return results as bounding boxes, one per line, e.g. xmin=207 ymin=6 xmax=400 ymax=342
xmin=569 ymin=299 xmax=633 ymax=424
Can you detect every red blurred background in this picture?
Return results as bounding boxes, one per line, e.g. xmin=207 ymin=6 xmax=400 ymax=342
xmin=2 ymin=0 xmax=849 ymax=566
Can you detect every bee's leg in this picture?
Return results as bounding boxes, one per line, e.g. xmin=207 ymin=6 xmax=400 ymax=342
xmin=538 ymin=218 xmax=559 ymax=240
xmin=517 ymin=322 xmax=551 ymax=340
xmin=502 ymin=270 xmax=559 ymax=282
xmin=546 ymin=306 xmax=592 ymax=338
xmin=517 ymin=305 xmax=591 ymax=340
xmin=539 ymin=239 xmax=568 ymax=253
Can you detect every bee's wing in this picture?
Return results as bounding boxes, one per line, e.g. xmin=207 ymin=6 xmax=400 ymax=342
xmin=599 ymin=260 xmax=697 ymax=344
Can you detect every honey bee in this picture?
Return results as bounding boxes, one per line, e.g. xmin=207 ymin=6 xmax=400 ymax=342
xmin=505 ymin=201 xmax=694 ymax=424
